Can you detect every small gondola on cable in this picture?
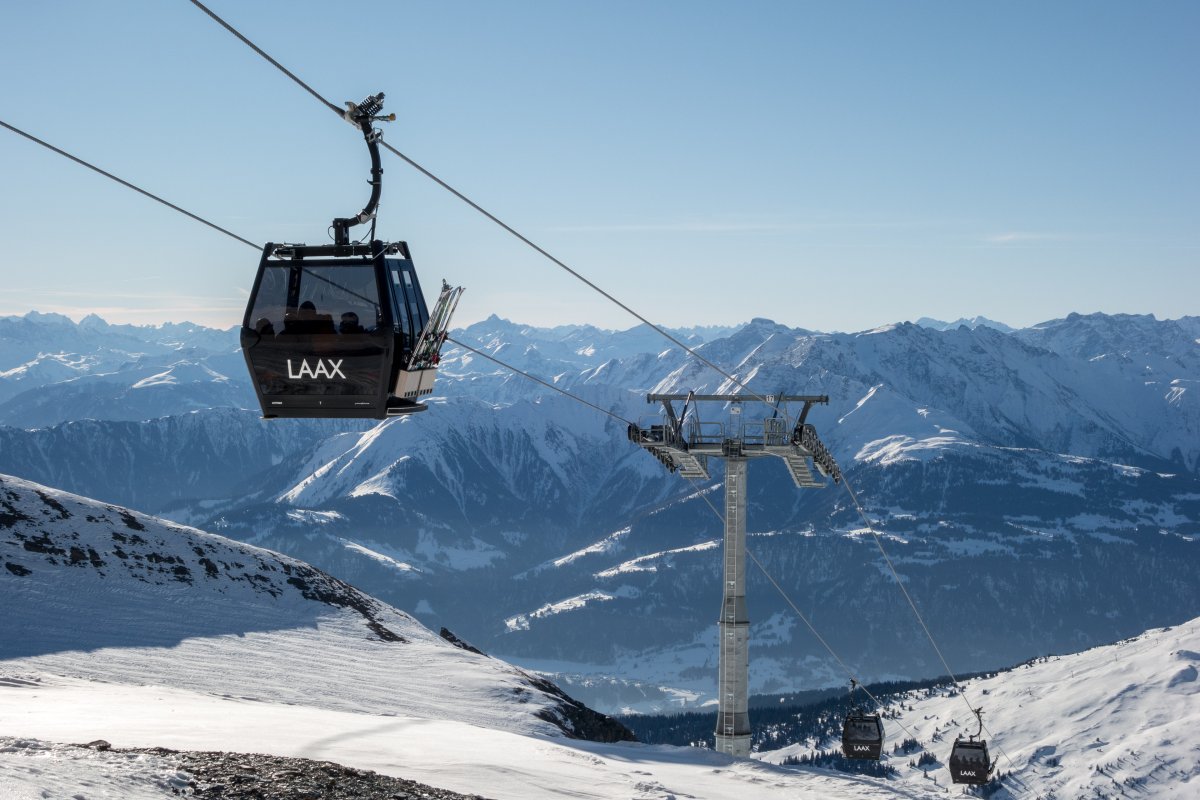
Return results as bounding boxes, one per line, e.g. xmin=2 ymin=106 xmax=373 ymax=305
xmin=241 ymin=92 xmax=463 ymax=419
xmin=948 ymin=707 xmax=995 ymax=785
xmin=840 ymin=679 xmax=885 ymax=760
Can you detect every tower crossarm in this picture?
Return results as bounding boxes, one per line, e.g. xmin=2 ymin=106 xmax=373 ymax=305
xmin=646 ymin=393 xmax=829 ymax=404
xmin=793 ymin=423 xmax=843 ymax=483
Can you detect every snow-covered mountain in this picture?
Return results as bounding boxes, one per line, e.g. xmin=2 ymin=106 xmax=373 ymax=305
xmin=0 ymin=312 xmax=247 ymax=427
xmin=0 ymin=313 xmax=235 ymax=369
xmin=0 ymin=473 xmax=628 ymax=743
xmin=760 ymin=616 xmax=1200 ymax=798
xmin=915 ymin=315 xmax=1015 ymax=333
xmin=0 ymin=312 xmax=720 ymax=426
xmin=2 ymin=310 xmax=1198 ymax=714
xmin=0 ymin=409 xmax=366 ymax=518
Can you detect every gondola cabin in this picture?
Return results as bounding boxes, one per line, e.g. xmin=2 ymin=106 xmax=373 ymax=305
xmin=841 ymin=714 xmax=884 ymax=760
xmin=241 ymin=240 xmax=442 ymax=419
xmin=241 ymin=92 xmax=462 ymax=419
xmin=948 ymin=737 xmax=992 ymax=784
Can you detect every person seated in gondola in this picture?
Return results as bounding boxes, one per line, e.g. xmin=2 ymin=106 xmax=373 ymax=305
xmin=848 ymin=720 xmax=878 ymax=741
xmin=339 ymin=311 xmax=365 ymax=334
xmin=285 ymin=301 xmax=335 ymax=335
xmin=254 ymin=317 xmax=275 ymax=337
xmin=962 ymin=747 xmax=986 ymax=764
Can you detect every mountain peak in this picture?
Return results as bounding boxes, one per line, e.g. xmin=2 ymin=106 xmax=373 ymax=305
xmin=17 ymin=311 xmax=75 ymax=325
xmin=915 ymin=316 xmax=1014 ymax=333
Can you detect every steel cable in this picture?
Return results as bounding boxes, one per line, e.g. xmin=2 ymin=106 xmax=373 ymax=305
xmin=842 ymin=476 xmax=1021 ymax=777
xmin=0 ymin=118 xmax=259 ymax=251
xmin=445 ymin=336 xmax=637 ymax=428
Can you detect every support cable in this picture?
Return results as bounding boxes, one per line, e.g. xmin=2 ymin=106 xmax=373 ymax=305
xmin=842 ymin=479 xmax=967 ymax=699
xmin=187 ymin=0 xmax=342 ymax=117
xmin=184 ymin=0 xmax=776 ymax=409
xmin=0 ymin=118 xmax=259 ymax=251
xmin=445 ymin=336 xmax=636 ymax=428
xmin=842 ymin=476 xmax=1020 ymax=776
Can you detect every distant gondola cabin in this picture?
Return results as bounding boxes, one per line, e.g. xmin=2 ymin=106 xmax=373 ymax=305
xmin=841 ymin=714 xmax=884 ymax=760
xmin=948 ymin=738 xmax=992 ymax=784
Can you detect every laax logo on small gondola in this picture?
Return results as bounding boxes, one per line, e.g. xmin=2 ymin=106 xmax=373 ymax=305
xmin=286 ymin=358 xmax=346 ymax=380
xmin=853 ymin=745 xmax=872 ymax=752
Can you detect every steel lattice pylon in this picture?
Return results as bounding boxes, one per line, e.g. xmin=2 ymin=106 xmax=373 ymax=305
xmin=628 ymin=393 xmax=841 ymax=757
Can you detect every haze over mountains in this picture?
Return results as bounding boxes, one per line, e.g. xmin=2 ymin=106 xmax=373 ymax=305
xmin=1 ymin=309 xmax=1197 ymax=714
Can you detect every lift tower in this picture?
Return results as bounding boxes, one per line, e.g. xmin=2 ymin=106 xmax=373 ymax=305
xmin=628 ymin=393 xmax=842 ymax=757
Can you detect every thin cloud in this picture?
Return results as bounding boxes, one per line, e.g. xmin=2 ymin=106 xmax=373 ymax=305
xmin=550 ymin=221 xmax=797 ymax=234
xmin=0 ymin=303 xmax=244 ymax=316
xmin=551 ymin=219 xmax=951 ymax=234
xmin=984 ymin=231 xmax=1069 ymax=244
xmin=10 ymin=289 xmax=247 ymax=302
xmin=0 ymin=297 xmax=245 ymax=327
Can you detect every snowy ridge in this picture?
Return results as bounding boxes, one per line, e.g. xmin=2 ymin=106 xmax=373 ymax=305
xmin=0 ymin=313 xmax=246 ymax=427
xmin=0 ymin=473 xmax=626 ymax=741
xmin=762 ymin=617 xmax=1200 ymax=798
xmin=594 ymin=540 xmax=720 ymax=579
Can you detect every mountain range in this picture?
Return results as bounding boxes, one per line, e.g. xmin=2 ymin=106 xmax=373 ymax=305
xmin=1 ymin=309 xmax=1197 ymax=714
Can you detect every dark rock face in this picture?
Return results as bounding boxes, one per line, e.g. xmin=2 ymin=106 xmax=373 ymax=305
xmin=438 ymin=626 xmax=636 ymax=744
xmin=284 ymin=572 xmax=406 ymax=644
xmin=530 ymin=676 xmax=638 ymax=744
xmin=439 ymin=627 xmax=486 ymax=656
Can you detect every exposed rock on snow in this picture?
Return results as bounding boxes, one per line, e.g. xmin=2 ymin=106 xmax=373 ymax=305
xmin=0 ymin=738 xmax=493 ymax=800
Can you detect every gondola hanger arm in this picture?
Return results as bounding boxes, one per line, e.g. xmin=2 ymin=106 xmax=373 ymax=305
xmin=332 ymin=92 xmax=395 ymax=248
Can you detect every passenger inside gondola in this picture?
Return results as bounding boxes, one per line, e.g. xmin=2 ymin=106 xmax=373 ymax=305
xmin=846 ymin=719 xmax=880 ymax=741
xmin=339 ymin=311 xmax=365 ymax=334
xmin=285 ymin=301 xmax=335 ymax=335
xmin=955 ymin=746 xmax=987 ymax=764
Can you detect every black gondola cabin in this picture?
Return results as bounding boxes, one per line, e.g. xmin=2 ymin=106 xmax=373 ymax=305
xmin=241 ymin=240 xmax=433 ymax=419
xmin=948 ymin=737 xmax=992 ymax=784
xmin=841 ymin=714 xmax=885 ymax=760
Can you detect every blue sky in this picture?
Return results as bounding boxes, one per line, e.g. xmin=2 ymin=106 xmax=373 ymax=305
xmin=1 ymin=1 xmax=1196 ymax=331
